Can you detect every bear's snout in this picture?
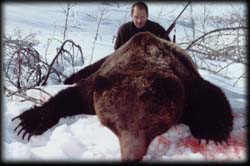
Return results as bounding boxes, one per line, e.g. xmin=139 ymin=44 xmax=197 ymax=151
xmin=119 ymin=131 xmax=149 ymax=161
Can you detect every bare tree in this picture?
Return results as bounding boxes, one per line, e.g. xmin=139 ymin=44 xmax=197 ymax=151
xmin=3 ymin=29 xmax=84 ymax=90
xmin=88 ymin=5 xmax=109 ymax=65
xmin=3 ymin=30 xmax=45 ymax=90
xmin=177 ymin=5 xmax=247 ymax=86
xmin=42 ymin=39 xmax=84 ymax=85
xmin=62 ymin=2 xmax=76 ymax=40
xmin=112 ymin=6 xmax=131 ymax=44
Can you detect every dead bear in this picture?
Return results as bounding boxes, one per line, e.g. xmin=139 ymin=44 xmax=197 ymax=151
xmin=12 ymin=32 xmax=233 ymax=161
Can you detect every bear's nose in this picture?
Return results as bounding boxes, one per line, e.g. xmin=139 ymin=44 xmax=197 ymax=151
xmin=119 ymin=131 xmax=149 ymax=161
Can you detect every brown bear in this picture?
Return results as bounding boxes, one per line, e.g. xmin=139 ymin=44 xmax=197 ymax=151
xmin=12 ymin=32 xmax=233 ymax=161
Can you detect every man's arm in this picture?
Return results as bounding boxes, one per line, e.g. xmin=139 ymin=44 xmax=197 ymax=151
xmin=160 ymin=24 xmax=171 ymax=42
xmin=153 ymin=22 xmax=171 ymax=42
xmin=114 ymin=30 xmax=122 ymax=50
xmin=164 ymin=32 xmax=171 ymax=42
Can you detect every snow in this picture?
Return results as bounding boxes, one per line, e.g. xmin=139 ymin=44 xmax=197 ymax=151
xmin=2 ymin=2 xmax=246 ymax=162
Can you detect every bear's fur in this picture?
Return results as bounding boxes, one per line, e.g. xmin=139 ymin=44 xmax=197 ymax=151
xmin=12 ymin=32 xmax=233 ymax=161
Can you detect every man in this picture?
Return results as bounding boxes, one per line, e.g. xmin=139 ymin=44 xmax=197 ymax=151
xmin=64 ymin=1 xmax=172 ymax=84
xmin=114 ymin=1 xmax=171 ymax=50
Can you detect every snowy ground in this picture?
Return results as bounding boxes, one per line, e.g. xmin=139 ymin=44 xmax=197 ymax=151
xmin=2 ymin=2 xmax=247 ymax=163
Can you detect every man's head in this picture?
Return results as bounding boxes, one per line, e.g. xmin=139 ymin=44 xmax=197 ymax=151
xmin=131 ymin=1 xmax=148 ymax=29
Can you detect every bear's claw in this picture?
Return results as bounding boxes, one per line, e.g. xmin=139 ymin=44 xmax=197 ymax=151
xmin=12 ymin=106 xmax=59 ymax=141
xmin=198 ymin=139 xmax=229 ymax=146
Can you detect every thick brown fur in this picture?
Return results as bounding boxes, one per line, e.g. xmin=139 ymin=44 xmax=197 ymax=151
xmin=93 ymin=72 xmax=184 ymax=161
xmin=12 ymin=32 xmax=233 ymax=161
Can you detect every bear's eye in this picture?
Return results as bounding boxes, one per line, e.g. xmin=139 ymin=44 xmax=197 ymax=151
xmin=94 ymin=75 xmax=111 ymax=92
xmin=152 ymin=75 xmax=183 ymax=100
xmin=94 ymin=74 xmax=124 ymax=92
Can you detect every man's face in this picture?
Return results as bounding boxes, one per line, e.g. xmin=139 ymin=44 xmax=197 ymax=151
xmin=132 ymin=6 xmax=148 ymax=29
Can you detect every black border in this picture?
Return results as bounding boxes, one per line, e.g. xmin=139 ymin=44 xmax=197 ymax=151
xmin=1 ymin=0 xmax=249 ymax=165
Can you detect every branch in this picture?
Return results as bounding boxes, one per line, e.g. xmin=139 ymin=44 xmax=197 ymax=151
xmin=233 ymin=71 xmax=246 ymax=87
xmin=4 ymin=87 xmax=41 ymax=104
xmin=41 ymin=39 xmax=83 ymax=85
xmin=214 ymin=61 xmax=235 ymax=74
xmin=185 ymin=26 xmax=247 ymax=51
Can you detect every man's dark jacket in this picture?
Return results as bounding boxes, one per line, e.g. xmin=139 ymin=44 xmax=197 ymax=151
xmin=114 ymin=20 xmax=171 ymax=50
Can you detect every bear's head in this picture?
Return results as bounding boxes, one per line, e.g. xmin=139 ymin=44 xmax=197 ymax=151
xmin=93 ymin=72 xmax=184 ymax=161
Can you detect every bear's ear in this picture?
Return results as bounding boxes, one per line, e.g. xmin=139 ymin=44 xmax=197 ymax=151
xmin=94 ymin=75 xmax=111 ymax=92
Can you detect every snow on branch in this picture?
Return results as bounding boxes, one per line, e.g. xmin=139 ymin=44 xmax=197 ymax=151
xmin=185 ymin=26 xmax=247 ymax=51
xmin=3 ymin=30 xmax=85 ymax=92
xmin=42 ymin=39 xmax=84 ymax=85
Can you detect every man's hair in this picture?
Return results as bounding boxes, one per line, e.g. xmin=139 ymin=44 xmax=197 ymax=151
xmin=131 ymin=1 xmax=148 ymax=16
